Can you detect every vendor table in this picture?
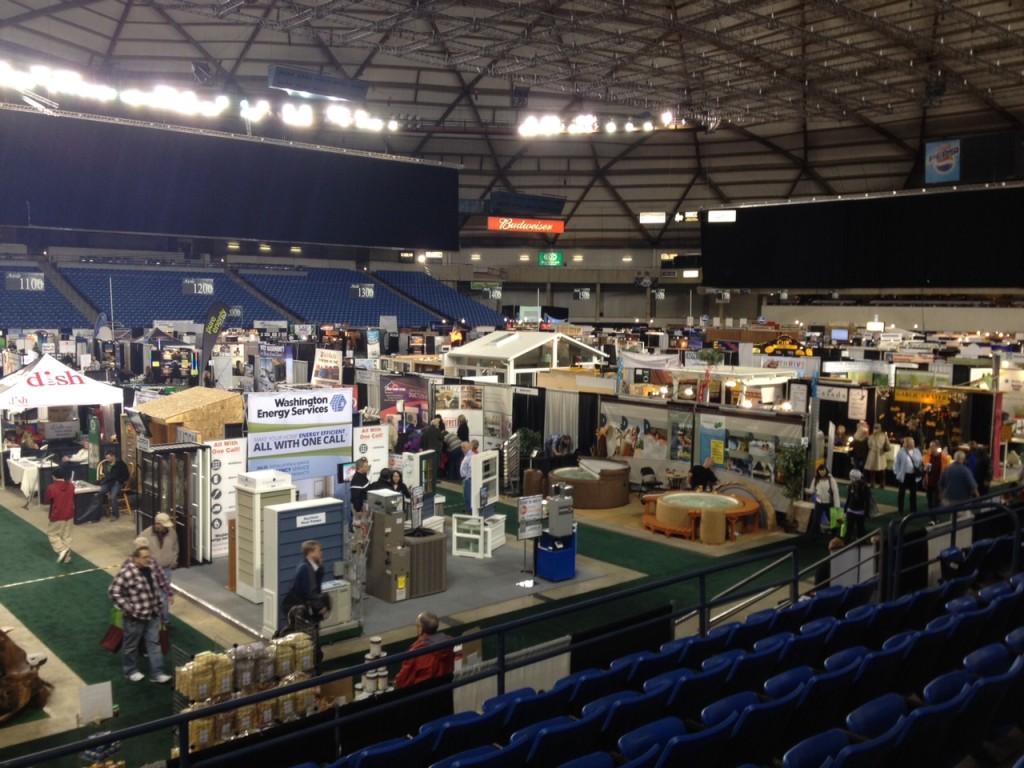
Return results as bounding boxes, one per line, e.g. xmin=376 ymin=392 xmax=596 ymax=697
xmin=72 ymin=482 xmax=103 ymax=524
xmin=6 ymin=458 xmax=59 ymax=503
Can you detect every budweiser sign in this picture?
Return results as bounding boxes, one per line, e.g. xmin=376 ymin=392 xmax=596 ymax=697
xmin=487 ymin=217 xmax=565 ymax=234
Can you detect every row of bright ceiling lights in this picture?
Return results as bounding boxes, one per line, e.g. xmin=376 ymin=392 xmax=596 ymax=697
xmin=228 ymin=242 xmax=303 ymax=254
xmin=1 ymin=60 xmax=682 ymax=138
xmin=518 ymin=111 xmax=685 ymax=137
xmin=469 ymin=254 xmax=637 ymax=262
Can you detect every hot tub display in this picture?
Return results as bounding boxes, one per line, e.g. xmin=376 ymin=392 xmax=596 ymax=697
xmin=548 ymin=458 xmax=630 ymax=509
xmin=645 ymin=491 xmax=761 ymax=543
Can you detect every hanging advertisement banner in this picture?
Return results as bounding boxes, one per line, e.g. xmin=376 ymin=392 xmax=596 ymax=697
xmin=207 ymin=438 xmax=246 ymax=559
xmin=247 ymin=388 xmax=353 ymax=500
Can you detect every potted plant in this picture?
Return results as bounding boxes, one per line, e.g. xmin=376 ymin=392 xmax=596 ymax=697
xmin=776 ymin=441 xmax=810 ymax=531
xmin=516 ymin=428 xmax=542 ymax=461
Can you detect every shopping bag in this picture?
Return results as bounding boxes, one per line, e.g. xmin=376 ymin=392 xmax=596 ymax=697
xmin=829 ymin=507 xmax=847 ymax=538
xmin=159 ymin=623 xmax=170 ymax=656
xmin=100 ymin=606 xmax=124 ymax=653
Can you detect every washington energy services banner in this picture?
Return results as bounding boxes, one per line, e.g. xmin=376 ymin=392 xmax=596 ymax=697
xmin=247 ymin=388 xmax=353 ymax=501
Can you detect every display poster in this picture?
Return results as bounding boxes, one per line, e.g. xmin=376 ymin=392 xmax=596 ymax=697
xmin=894 ymin=369 xmax=953 ymax=388
xmin=848 ymin=388 xmax=869 ymax=422
xmin=998 ymin=370 xmax=1024 ymax=440
xmin=366 ymin=329 xmax=382 ymax=360
xmin=311 ymin=347 xmax=344 ymax=388
xmin=669 ymin=411 xmax=694 ymax=462
xmin=700 ymin=414 xmax=727 ymax=470
xmin=517 ymin=494 xmax=544 ymax=540
xmin=435 ymin=384 xmax=485 ymax=445
xmin=599 ymin=401 xmax=671 ymax=460
xmin=256 ymin=342 xmax=294 ymax=391
xmin=789 ymin=380 xmax=810 ymax=414
xmin=353 ymin=424 xmax=389 ymax=479
xmin=481 ymin=385 xmax=513 ymax=450
xmin=246 ymin=388 xmax=353 ymax=501
xmin=207 ymin=438 xmax=246 ymax=559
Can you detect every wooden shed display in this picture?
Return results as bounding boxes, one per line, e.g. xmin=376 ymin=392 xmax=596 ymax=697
xmin=134 ymin=388 xmax=244 ymax=445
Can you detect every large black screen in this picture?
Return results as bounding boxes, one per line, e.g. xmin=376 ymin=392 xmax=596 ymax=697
xmin=0 ymin=110 xmax=459 ymax=250
xmin=700 ymin=187 xmax=1024 ymax=289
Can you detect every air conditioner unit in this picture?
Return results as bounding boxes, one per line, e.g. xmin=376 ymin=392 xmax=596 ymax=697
xmin=319 ymin=580 xmax=352 ymax=634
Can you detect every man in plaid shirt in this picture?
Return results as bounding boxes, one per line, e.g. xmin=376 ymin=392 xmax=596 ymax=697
xmin=108 ymin=545 xmax=171 ymax=683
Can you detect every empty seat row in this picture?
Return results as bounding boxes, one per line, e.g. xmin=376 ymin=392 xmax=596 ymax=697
xmin=58 ymin=266 xmax=284 ymax=326
xmin=288 ymin=576 xmax=1024 ymax=768
xmin=243 ymin=268 xmax=438 ymax=326
xmin=374 ymin=270 xmax=504 ymax=328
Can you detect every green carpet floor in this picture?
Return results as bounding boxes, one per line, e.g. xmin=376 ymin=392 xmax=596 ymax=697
xmin=0 ymin=505 xmax=222 ymax=767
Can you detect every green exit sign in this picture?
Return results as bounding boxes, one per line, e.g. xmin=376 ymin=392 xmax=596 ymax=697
xmin=538 ymin=251 xmax=564 ymax=267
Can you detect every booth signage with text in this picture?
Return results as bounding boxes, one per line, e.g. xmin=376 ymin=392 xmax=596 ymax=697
xmin=247 ymin=388 xmax=353 ymax=501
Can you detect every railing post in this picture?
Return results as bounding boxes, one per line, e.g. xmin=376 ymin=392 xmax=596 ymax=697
xmin=496 ymin=629 xmax=506 ymax=696
xmin=791 ymin=551 xmax=800 ymax=605
xmin=698 ymin=573 xmax=708 ymax=636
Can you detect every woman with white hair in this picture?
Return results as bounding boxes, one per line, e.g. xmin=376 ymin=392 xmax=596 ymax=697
xmin=844 ymin=469 xmax=873 ymax=540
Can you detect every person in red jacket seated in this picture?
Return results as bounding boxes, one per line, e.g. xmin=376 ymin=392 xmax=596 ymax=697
xmin=394 ymin=612 xmax=454 ymax=689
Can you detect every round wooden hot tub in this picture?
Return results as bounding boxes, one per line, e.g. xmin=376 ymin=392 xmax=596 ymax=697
xmin=651 ymin=491 xmax=761 ymax=543
xmin=549 ymin=458 xmax=630 ymax=509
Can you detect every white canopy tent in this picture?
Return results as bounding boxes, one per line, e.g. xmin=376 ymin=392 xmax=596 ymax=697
xmin=0 ymin=353 xmax=123 ymax=413
xmin=444 ymin=331 xmax=608 ymax=385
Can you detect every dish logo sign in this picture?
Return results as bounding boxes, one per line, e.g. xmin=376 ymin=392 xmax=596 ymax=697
xmin=26 ymin=369 xmax=86 ymax=387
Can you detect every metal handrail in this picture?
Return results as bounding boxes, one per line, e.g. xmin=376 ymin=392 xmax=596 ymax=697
xmin=2 ymin=545 xmax=800 ymax=768
xmin=885 ymin=489 xmax=1022 ymax=599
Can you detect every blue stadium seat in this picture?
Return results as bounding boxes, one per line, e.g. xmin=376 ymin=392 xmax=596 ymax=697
xmin=609 ymin=648 xmax=680 ymax=687
xmin=59 ymin=265 xmax=284 ymax=326
xmin=923 ymin=658 xmax=1024 ymax=766
xmin=1006 ymin=625 xmax=1024 ymax=654
xmin=935 ymin=601 xmax=995 ymax=671
xmin=782 ymin=620 xmax=831 ymax=668
xmin=558 ymin=752 xmax=614 ymax=768
xmin=783 ymin=722 xmax=901 ymax=768
xmin=374 ymin=270 xmax=504 ymax=328
xmin=650 ymin=711 xmax=738 ymax=768
xmin=703 ymin=685 xmax=802 ymax=766
xmin=658 ymin=654 xmax=732 ymax=722
xmin=513 ymin=711 xmax=603 ymax=768
xmin=901 ymin=582 xmax=947 ymax=629
xmin=847 ymin=690 xmax=966 ymax=768
xmin=493 ymin=686 xmax=573 ymax=741
xmin=804 ymin=585 xmax=847 ymax=621
xmin=820 ymin=604 xmax=874 ymax=659
xmin=843 ymin=632 xmax=914 ymax=710
xmin=440 ymin=737 xmax=531 ymax=768
xmin=552 ymin=665 xmax=633 ymax=712
xmin=884 ymin=622 xmax=951 ymax=694
xmin=722 ymin=609 xmax=776 ymax=650
xmin=584 ymin=683 xmax=671 ymax=749
xmin=767 ymin=601 xmax=814 ymax=635
xmin=618 ymin=744 xmax=661 ymax=768
xmin=429 ymin=746 xmax=498 ymax=768
xmin=838 ymin=578 xmax=879 ymax=613
xmin=350 ymin=729 xmax=435 ymax=768
xmin=661 ymin=628 xmax=731 ymax=670
xmin=421 ymin=707 xmax=506 ymax=761
xmin=860 ymin=593 xmax=913 ymax=648
xmin=617 ymin=716 xmax=687 ymax=761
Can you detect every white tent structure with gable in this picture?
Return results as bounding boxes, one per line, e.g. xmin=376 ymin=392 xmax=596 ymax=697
xmin=0 ymin=354 xmax=123 ymax=413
